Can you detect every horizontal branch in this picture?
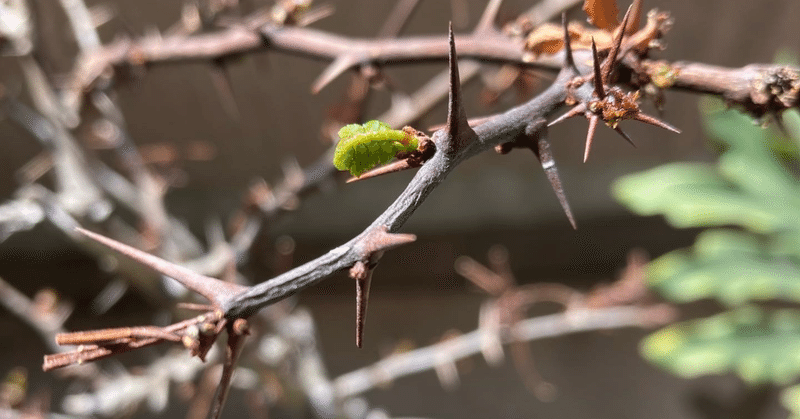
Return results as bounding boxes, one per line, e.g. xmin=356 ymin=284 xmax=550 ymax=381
xmin=333 ymin=305 xmax=671 ymax=398
xmin=64 ymin=19 xmax=798 ymax=115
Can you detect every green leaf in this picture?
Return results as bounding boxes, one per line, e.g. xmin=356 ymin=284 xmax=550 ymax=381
xmin=333 ymin=120 xmax=419 ymax=177
xmin=647 ymin=230 xmax=800 ymax=305
xmin=612 ymin=162 xmax=793 ymax=233
xmin=641 ymin=306 xmax=800 ymax=385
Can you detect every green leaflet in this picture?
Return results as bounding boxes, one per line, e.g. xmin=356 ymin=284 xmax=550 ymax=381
xmin=333 ymin=120 xmax=419 ymax=177
xmin=641 ymin=306 xmax=800 ymax=385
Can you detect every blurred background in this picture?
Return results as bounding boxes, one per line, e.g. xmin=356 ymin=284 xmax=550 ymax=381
xmin=1 ymin=0 xmax=799 ymax=418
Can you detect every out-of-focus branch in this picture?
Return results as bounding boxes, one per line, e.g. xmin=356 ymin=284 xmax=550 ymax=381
xmin=333 ymin=305 xmax=674 ymax=398
xmin=63 ymin=9 xmax=798 ymax=117
xmin=0 ymin=277 xmax=70 ymax=353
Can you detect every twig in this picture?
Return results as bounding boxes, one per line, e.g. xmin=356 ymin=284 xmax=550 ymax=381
xmin=333 ymin=305 xmax=673 ymax=398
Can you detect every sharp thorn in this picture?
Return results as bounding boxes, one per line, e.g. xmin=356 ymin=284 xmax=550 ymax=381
xmin=75 ymin=228 xmax=245 ymax=304
xmin=361 ymin=226 xmax=417 ymax=256
xmin=346 ymin=159 xmax=416 ymax=183
xmin=446 ymin=22 xmax=476 ymax=144
xmin=355 ymin=270 xmax=372 ymax=348
xmin=584 ymin=116 xmax=600 ymax=162
xmin=591 ymin=39 xmax=605 ymax=98
xmin=312 ymin=55 xmax=357 ymax=94
xmin=613 ymin=126 xmax=636 ymax=147
xmin=209 ymin=324 xmax=247 ymax=419
xmin=628 ymin=0 xmax=644 ymax=34
xmin=633 ymin=113 xmax=681 ymax=133
xmin=548 ymin=103 xmax=586 ymax=127
xmin=561 ymin=13 xmax=577 ymax=73
xmin=602 ymin=5 xmax=632 ymax=84
xmin=535 ymin=136 xmax=577 ymax=229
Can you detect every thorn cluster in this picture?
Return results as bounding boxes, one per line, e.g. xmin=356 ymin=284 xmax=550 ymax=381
xmin=549 ymin=5 xmax=680 ymax=162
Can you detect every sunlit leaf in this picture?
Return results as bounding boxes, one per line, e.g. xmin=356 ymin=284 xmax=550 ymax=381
xmin=641 ymin=306 xmax=800 ymax=385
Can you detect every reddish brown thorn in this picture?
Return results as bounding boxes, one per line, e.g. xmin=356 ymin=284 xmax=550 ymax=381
xmin=75 ymin=228 xmax=245 ymax=305
xmin=632 ymin=113 xmax=681 ymax=133
xmin=627 ymin=0 xmax=644 ymax=35
xmin=534 ymin=136 xmax=577 ymax=229
xmin=312 ymin=55 xmax=358 ymax=94
xmin=561 ymin=13 xmax=577 ymax=73
xmin=350 ymin=261 xmax=373 ymax=348
xmin=358 ymin=225 xmax=417 ymax=257
xmin=591 ymin=39 xmax=605 ymax=98
xmin=613 ymin=126 xmax=636 ymax=148
xmin=346 ymin=159 xmax=415 ymax=183
xmin=584 ymin=115 xmax=600 ymax=163
xmin=208 ymin=320 xmax=249 ymax=419
xmin=602 ymin=5 xmax=632 ymax=85
xmin=548 ymin=103 xmax=586 ymax=127
xmin=446 ymin=22 xmax=477 ymax=147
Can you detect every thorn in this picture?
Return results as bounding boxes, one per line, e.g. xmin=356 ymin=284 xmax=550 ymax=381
xmin=446 ymin=22 xmax=477 ymax=147
xmin=613 ymin=126 xmax=636 ymax=147
xmin=548 ymin=103 xmax=586 ymax=127
xmin=209 ymin=60 xmax=240 ymax=120
xmin=561 ymin=13 xmax=577 ymax=73
xmin=209 ymin=321 xmax=248 ymax=419
xmin=583 ymin=116 xmax=600 ymax=163
xmin=346 ymin=159 xmax=416 ymax=183
xmin=627 ymin=0 xmax=644 ymax=34
xmin=475 ymin=0 xmax=504 ymax=34
xmin=591 ymin=39 xmax=605 ymax=98
xmin=75 ymin=228 xmax=245 ymax=304
xmin=351 ymin=261 xmax=373 ymax=348
xmin=535 ymin=135 xmax=577 ymax=229
xmin=312 ymin=55 xmax=358 ymax=94
xmin=632 ymin=113 xmax=681 ymax=133
xmin=359 ymin=225 xmax=417 ymax=257
xmin=602 ymin=5 xmax=632 ymax=85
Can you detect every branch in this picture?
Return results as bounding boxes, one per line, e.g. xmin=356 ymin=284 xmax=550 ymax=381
xmin=333 ymin=305 xmax=672 ymax=398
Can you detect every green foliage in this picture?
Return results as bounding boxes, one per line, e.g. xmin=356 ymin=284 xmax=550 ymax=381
xmin=333 ymin=120 xmax=419 ymax=177
xmin=613 ymin=101 xmax=800 ymax=305
xmin=613 ymin=92 xmax=800 ymax=391
xmin=641 ymin=306 xmax=800 ymax=384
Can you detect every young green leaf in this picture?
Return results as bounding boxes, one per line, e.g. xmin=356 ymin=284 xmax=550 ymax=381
xmin=334 ymin=120 xmax=419 ymax=177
